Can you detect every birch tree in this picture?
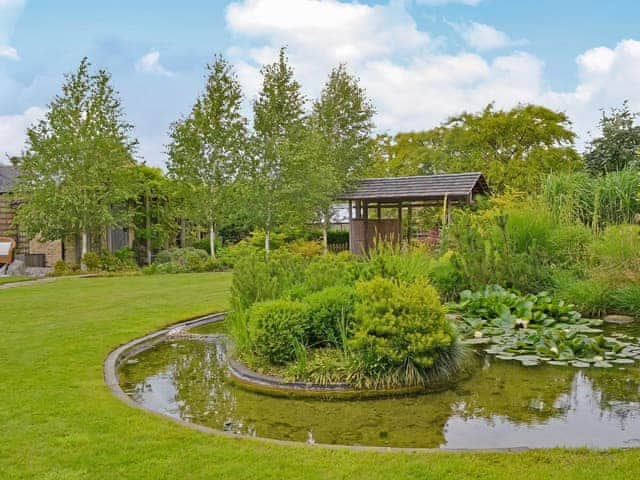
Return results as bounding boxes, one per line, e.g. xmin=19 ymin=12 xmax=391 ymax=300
xmin=16 ymin=58 xmax=137 ymax=268
xmin=249 ymin=48 xmax=307 ymax=257
xmin=167 ymin=55 xmax=247 ymax=258
xmin=308 ymin=64 xmax=375 ymax=252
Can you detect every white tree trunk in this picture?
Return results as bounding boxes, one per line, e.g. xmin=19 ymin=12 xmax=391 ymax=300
xmin=322 ymin=222 xmax=328 ymax=255
xmin=81 ymin=231 xmax=88 ymax=271
xmin=209 ymin=223 xmax=216 ymax=259
xmin=265 ymin=229 xmax=270 ymax=259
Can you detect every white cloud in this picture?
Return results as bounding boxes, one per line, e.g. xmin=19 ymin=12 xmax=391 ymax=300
xmin=135 ymin=50 xmax=174 ymax=76
xmin=542 ymin=39 xmax=640 ymax=144
xmin=0 ymin=106 xmax=46 ymax=158
xmin=0 ymin=0 xmax=24 ymax=60
xmin=450 ymin=21 xmax=525 ymax=51
xmin=225 ymin=0 xmax=640 ymax=148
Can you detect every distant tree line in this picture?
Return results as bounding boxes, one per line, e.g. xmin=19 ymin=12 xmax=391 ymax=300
xmin=12 ymin=49 xmax=640 ymax=267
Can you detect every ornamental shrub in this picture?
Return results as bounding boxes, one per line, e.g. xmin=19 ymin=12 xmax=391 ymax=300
xmin=248 ymin=299 xmax=308 ymax=365
xmin=82 ymin=252 xmax=100 ymax=271
xmin=349 ymin=277 xmax=455 ymax=378
xmin=304 ymin=285 xmax=356 ymax=347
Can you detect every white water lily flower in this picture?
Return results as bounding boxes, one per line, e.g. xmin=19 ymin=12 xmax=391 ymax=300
xmin=474 ymin=331 xmax=483 ymax=338
xmin=550 ymin=346 xmax=559 ymax=355
xmin=594 ymin=355 xmax=604 ymax=362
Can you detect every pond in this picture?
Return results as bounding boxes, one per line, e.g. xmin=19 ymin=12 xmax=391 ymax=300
xmin=119 ymin=323 xmax=640 ymax=450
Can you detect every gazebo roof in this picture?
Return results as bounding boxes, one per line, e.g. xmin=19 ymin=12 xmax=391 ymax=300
xmin=338 ymin=172 xmax=489 ymax=203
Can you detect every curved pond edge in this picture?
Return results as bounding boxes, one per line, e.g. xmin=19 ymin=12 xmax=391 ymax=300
xmin=105 ymin=312 xmax=577 ymax=453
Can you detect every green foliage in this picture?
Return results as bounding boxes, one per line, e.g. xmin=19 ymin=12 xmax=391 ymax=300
xmin=326 ymin=229 xmax=349 ymax=245
xmin=542 ymin=169 xmax=640 ymax=229
xmin=368 ymin=103 xmax=582 ymax=192
xmin=349 ymin=277 xmax=455 ymax=383
xmin=167 ymin=54 xmax=248 ymax=258
xmin=82 ymin=252 xmax=101 ymax=271
xmin=243 ymin=47 xmax=310 ymax=255
xmin=585 ymin=101 xmax=640 ymax=174
xmin=359 ymin=243 xmax=432 ymax=283
xmin=590 ymin=225 xmax=640 ymax=286
xmin=230 ymin=248 xmax=306 ymax=311
xmin=451 ymin=285 xmax=639 ymax=368
xmin=147 ymin=247 xmax=222 ymax=274
xmin=248 ymin=299 xmax=308 ymax=365
xmin=555 ymin=278 xmax=612 ymax=318
xmin=446 ymin=200 xmax=594 ymax=292
xmin=304 ymin=285 xmax=356 ymax=347
xmin=15 ymin=57 xmax=137 ymax=260
xmin=610 ymin=286 xmax=640 ymax=317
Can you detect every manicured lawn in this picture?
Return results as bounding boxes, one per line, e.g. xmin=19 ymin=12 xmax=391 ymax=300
xmin=1 ymin=273 xmax=638 ymax=479
xmin=0 ymin=276 xmax=31 ymax=286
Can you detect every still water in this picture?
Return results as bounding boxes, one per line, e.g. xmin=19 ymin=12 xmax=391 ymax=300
xmin=119 ymin=325 xmax=640 ymax=449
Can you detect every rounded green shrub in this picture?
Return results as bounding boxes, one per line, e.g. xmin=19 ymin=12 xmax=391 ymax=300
xmin=248 ymin=299 xmax=308 ymax=365
xmin=82 ymin=252 xmax=100 ymax=271
xmin=349 ymin=276 xmax=456 ymax=379
xmin=304 ymin=285 xmax=356 ymax=346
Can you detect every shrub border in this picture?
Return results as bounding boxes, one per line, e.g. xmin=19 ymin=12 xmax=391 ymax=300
xmin=104 ymin=312 xmax=531 ymax=453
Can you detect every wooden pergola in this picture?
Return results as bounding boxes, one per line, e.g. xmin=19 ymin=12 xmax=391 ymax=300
xmin=337 ymin=172 xmax=489 ymax=255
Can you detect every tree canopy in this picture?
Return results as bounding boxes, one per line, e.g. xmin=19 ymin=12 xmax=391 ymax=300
xmin=16 ymin=57 xmax=137 ymax=263
xmin=167 ymin=55 xmax=247 ymax=257
xmin=585 ymin=101 xmax=640 ymax=175
xmin=244 ymin=48 xmax=308 ymax=255
xmin=305 ymin=64 xmax=375 ymax=251
xmin=369 ymin=103 xmax=582 ymax=192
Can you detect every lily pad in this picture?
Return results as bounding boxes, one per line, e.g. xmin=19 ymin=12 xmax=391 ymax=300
xmin=593 ymin=361 xmax=613 ymax=368
xmin=547 ymin=360 xmax=568 ymax=366
xmin=570 ymin=361 xmax=590 ymax=368
xmin=611 ymin=358 xmax=635 ymax=365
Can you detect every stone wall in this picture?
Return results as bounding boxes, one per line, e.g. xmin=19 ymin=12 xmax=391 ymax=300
xmin=28 ymin=236 xmax=63 ymax=266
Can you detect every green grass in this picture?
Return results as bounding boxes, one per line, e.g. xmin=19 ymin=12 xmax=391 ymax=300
xmin=1 ymin=273 xmax=639 ymax=479
xmin=0 ymin=275 xmax=32 ymax=286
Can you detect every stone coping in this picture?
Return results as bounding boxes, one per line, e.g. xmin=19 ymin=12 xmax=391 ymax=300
xmin=104 ymin=312 xmax=537 ymax=453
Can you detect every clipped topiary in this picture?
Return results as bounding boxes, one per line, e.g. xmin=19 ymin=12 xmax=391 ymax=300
xmin=349 ymin=276 xmax=457 ymax=384
xmin=248 ymin=299 xmax=308 ymax=365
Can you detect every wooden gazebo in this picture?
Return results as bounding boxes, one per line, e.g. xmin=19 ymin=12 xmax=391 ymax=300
xmin=337 ymin=172 xmax=489 ymax=254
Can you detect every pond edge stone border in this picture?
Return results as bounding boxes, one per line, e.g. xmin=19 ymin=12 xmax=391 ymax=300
xmin=104 ymin=312 xmax=536 ymax=453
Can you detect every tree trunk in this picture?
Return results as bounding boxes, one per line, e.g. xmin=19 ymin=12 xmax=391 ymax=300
xmin=264 ymin=229 xmax=270 ymax=260
xmin=145 ymin=192 xmax=152 ymax=265
xmin=81 ymin=231 xmax=88 ymax=271
xmin=209 ymin=223 xmax=216 ymax=259
xmin=322 ymin=219 xmax=329 ymax=255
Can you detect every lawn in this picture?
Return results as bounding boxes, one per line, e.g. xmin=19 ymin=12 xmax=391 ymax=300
xmin=0 ymin=276 xmax=32 ymax=286
xmin=1 ymin=273 xmax=638 ymax=479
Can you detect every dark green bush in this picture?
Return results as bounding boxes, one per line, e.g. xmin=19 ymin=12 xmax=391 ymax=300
xmin=304 ymin=285 xmax=356 ymax=347
xmin=248 ymin=299 xmax=308 ymax=365
xmin=149 ymin=247 xmax=222 ymax=274
xmin=349 ymin=276 xmax=456 ymax=384
xmin=326 ymin=229 xmax=349 ymax=245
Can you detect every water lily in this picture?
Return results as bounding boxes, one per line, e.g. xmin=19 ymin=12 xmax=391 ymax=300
xmin=550 ymin=346 xmax=559 ymax=355
xmin=474 ymin=331 xmax=484 ymax=338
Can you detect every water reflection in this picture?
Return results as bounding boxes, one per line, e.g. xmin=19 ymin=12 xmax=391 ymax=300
xmin=119 ymin=337 xmax=640 ymax=449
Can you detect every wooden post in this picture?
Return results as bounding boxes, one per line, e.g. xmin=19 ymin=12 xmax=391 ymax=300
xmin=348 ymin=200 xmax=353 ymax=253
xmin=377 ymin=204 xmax=382 ymax=220
xmin=398 ymin=202 xmax=403 ymax=249
xmin=407 ymin=204 xmax=412 ymax=243
xmin=364 ymin=201 xmax=369 ymax=254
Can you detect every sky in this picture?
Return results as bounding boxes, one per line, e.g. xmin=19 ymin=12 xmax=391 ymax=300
xmin=2 ymin=0 xmax=640 ymax=166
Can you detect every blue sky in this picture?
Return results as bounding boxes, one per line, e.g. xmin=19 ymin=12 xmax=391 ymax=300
xmin=2 ymin=0 xmax=640 ymax=166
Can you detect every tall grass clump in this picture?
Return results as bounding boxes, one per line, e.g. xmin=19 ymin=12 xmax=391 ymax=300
xmin=542 ymin=169 xmax=640 ymax=229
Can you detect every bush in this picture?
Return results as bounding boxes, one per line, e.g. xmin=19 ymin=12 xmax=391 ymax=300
xmin=590 ymin=225 xmax=640 ymax=286
xmin=327 ymin=229 xmax=349 ymax=245
xmin=82 ymin=252 xmax=100 ymax=271
xmin=150 ymin=247 xmax=221 ymax=274
xmin=248 ymin=299 xmax=308 ymax=365
xmin=53 ymin=260 xmax=71 ymax=276
xmin=610 ymin=285 xmax=640 ymax=317
xmin=349 ymin=277 xmax=455 ymax=383
xmin=231 ymin=249 xmax=306 ymax=311
xmin=360 ymin=243 xmax=432 ymax=283
xmin=556 ymin=278 xmax=612 ymax=317
xmin=287 ymin=240 xmax=324 ymax=257
xmin=304 ymin=285 xmax=356 ymax=347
